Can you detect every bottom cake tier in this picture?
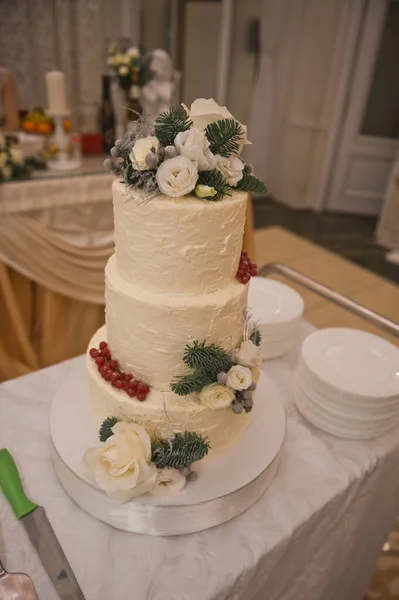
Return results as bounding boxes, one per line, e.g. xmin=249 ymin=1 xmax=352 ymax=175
xmin=87 ymin=325 xmax=252 ymax=456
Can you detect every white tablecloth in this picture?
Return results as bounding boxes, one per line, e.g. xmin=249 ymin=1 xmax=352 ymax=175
xmin=1 ymin=323 xmax=399 ymax=600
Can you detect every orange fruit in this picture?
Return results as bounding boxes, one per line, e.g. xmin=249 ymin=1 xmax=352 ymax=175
xmin=37 ymin=121 xmax=52 ymax=135
xmin=63 ymin=119 xmax=71 ymax=132
xmin=23 ymin=120 xmax=35 ymax=133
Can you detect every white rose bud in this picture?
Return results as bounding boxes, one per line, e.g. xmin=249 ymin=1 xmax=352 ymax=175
xmin=234 ymin=340 xmax=260 ymax=368
xmin=174 ymin=126 xmax=216 ymax=171
xmin=84 ymin=422 xmax=157 ymax=503
xmin=150 ymin=467 xmax=187 ymax=498
xmin=156 ymin=155 xmax=198 ymax=197
xmin=199 ymin=383 xmax=235 ymax=409
xmin=215 ymin=155 xmax=244 ymax=187
xmin=195 ymin=184 xmax=217 ymax=199
xmin=130 ymin=136 xmax=160 ymax=171
xmin=118 ymin=66 xmax=129 ymax=76
xmin=226 ymin=365 xmax=253 ymax=391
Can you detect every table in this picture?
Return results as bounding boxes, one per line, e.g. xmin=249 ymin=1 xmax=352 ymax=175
xmin=1 ymin=323 xmax=399 ymax=600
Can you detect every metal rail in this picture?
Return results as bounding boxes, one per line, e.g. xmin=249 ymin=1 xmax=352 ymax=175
xmin=258 ymin=262 xmax=399 ymax=339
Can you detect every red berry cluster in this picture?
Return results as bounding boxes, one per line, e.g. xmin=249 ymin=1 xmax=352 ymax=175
xmin=89 ymin=342 xmax=150 ymax=401
xmin=236 ymin=250 xmax=257 ymax=284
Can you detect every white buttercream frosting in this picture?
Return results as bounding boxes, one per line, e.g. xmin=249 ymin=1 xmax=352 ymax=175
xmin=105 ymin=254 xmax=248 ymax=388
xmin=87 ymin=326 xmax=251 ymax=455
xmin=112 ymin=180 xmax=248 ymax=294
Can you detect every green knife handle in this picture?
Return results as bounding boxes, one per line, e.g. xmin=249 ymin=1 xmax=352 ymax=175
xmin=0 ymin=449 xmax=37 ymax=519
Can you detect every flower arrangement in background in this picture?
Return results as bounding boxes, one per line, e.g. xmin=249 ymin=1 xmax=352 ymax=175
xmin=104 ymin=98 xmax=267 ymax=201
xmin=84 ymin=417 xmax=209 ymax=503
xmin=171 ymin=315 xmax=262 ymax=415
xmin=107 ymin=44 xmax=154 ymax=100
xmin=0 ymin=134 xmax=39 ymax=182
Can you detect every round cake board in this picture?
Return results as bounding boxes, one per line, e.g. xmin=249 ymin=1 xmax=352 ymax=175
xmin=50 ymin=361 xmax=286 ymax=535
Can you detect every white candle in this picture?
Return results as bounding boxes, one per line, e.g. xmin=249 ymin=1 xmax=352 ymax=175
xmin=45 ymin=71 xmax=69 ymax=115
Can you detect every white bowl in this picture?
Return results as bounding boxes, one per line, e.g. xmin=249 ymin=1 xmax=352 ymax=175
xmin=296 ymin=374 xmax=399 ymax=423
xmin=300 ymin=328 xmax=399 ymax=399
xmin=248 ymin=278 xmax=304 ymax=327
xmin=294 ymin=383 xmax=399 ymax=440
xmin=297 ymin=362 xmax=399 ymax=413
xmin=261 ymin=337 xmax=296 ymax=360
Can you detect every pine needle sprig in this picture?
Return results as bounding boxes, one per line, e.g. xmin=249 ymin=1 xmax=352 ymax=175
xmin=171 ymin=372 xmax=215 ymax=396
xmin=204 ymin=118 xmax=244 ymax=157
xmin=154 ymin=106 xmax=193 ymax=146
xmin=152 ymin=431 xmax=210 ymax=468
xmin=197 ymin=170 xmax=231 ymax=201
xmin=183 ymin=340 xmax=234 ymax=378
xmin=99 ymin=416 xmax=119 ymax=442
xmin=237 ymin=172 xmax=267 ymax=195
xmin=250 ymin=328 xmax=262 ymax=347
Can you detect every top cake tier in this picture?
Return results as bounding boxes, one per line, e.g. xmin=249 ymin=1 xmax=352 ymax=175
xmin=113 ymin=180 xmax=248 ymax=295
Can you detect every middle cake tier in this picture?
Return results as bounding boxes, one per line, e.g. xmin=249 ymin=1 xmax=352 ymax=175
xmin=105 ymin=254 xmax=248 ymax=389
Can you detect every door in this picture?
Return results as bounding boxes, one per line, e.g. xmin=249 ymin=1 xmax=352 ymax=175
xmin=326 ymin=0 xmax=399 ymax=214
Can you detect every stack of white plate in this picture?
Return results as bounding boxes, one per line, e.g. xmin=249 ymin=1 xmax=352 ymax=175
xmin=295 ymin=328 xmax=399 ymax=439
xmin=248 ymin=277 xmax=304 ymax=360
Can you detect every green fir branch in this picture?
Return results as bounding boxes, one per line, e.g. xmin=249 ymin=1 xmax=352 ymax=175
xmin=171 ymin=372 xmax=215 ymax=396
xmin=99 ymin=416 xmax=119 ymax=442
xmin=197 ymin=170 xmax=231 ymax=201
xmin=154 ymin=106 xmax=193 ymax=147
xmin=152 ymin=431 xmax=211 ymax=468
xmin=204 ymin=118 xmax=244 ymax=157
xmin=236 ymin=172 xmax=267 ymax=195
xmin=250 ymin=328 xmax=262 ymax=347
xmin=183 ymin=340 xmax=233 ymax=378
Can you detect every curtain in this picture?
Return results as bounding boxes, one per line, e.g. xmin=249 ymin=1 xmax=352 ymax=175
xmin=0 ymin=0 xmax=105 ymax=125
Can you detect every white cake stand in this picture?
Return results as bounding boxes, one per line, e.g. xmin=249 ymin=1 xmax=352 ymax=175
xmin=50 ymin=361 xmax=286 ymax=536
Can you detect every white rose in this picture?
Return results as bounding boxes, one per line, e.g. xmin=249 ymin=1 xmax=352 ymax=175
xmin=112 ymin=53 xmax=125 ymax=66
xmin=215 ymin=155 xmax=244 ymax=187
xmin=156 ymin=155 xmax=198 ymax=197
xmin=199 ymin=383 xmax=235 ymax=409
xmin=182 ymin=98 xmax=250 ymax=154
xmin=150 ymin=467 xmax=186 ymax=498
xmin=226 ymin=365 xmax=253 ymax=391
xmin=235 ymin=339 xmax=260 ymax=368
xmin=127 ymin=46 xmax=140 ymax=57
xmin=118 ymin=65 xmax=129 ymax=76
xmin=10 ymin=147 xmax=23 ymax=165
xmin=84 ymin=421 xmax=157 ymax=503
xmin=174 ymin=127 xmax=216 ymax=171
xmin=129 ymin=136 xmax=160 ymax=171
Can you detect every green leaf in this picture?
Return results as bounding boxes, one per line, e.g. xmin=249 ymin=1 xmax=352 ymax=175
xmin=154 ymin=106 xmax=193 ymax=147
xmin=170 ymin=372 xmax=215 ymax=396
xmin=236 ymin=172 xmax=267 ymax=195
xmin=151 ymin=431 xmax=211 ymax=468
xmin=204 ymin=118 xmax=244 ymax=157
xmin=99 ymin=416 xmax=119 ymax=442
xmin=197 ymin=170 xmax=231 ymax=201
xmin=183 ymin=340 xmax=233 ymax=378
xmin=250 ymin=328 xmax=262 ymax=347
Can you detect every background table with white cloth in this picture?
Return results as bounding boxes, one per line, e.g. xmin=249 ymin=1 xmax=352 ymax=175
xmin=0 ymin=162 xmax=255 ymax=381
xmin=1 ymin=323 xmax=398 ymax=600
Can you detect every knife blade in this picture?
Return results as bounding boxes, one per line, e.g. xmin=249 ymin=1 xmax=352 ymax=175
xmin=0 ymin=449 xmax=85 ymax=600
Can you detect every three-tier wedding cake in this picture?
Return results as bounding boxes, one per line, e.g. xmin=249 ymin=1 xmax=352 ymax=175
xmin=83 ymin=99 xmax=267 ymax=502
